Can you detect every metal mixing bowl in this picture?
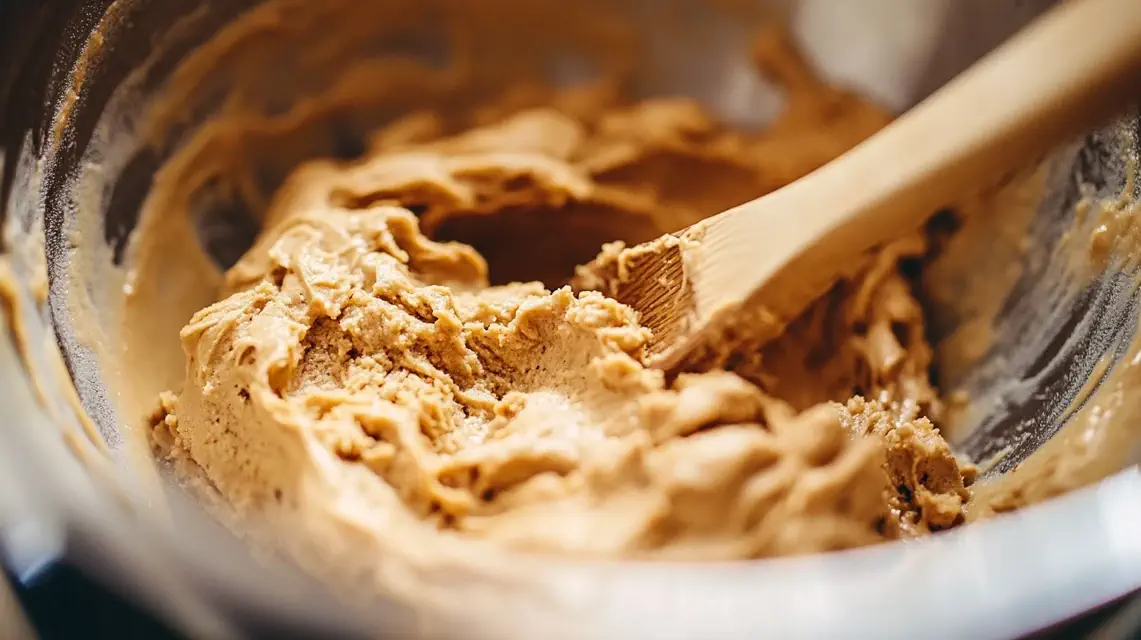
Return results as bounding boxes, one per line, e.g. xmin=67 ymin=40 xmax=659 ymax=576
xmin=2 ymin=0 xmax=1140 ymax=637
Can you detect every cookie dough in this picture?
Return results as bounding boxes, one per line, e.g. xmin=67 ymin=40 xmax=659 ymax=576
xmin=149 ymin=30 xmax=973 ymax=561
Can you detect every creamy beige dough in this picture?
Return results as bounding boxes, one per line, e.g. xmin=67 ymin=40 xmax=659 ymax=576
xmin=148 ymin=29 xmax=974 ymax=561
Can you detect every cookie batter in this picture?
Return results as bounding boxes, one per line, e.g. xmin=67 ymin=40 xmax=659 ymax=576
xmin=148 ymin=29 xmax=974 ymax=561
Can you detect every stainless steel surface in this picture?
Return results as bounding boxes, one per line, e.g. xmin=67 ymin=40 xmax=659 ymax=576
xmin=1090 ymin=593 xmax=1141 ymax=640
xmin=1 ymin=0 xmax=1140 ymax=638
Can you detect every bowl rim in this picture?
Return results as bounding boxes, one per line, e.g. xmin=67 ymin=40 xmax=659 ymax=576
xmin=3 ymin=0 xmax=1141 ymax=636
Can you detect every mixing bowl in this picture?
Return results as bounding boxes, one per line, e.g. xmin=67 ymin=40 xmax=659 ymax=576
xmin=2 ymin=0 xmax=1140 ymax=637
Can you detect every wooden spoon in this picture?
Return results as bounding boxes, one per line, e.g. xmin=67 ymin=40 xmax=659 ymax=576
xmin=578 ymin=0 xmax=1141 ymax=374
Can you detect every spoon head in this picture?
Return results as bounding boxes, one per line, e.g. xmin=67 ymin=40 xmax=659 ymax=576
xmin=572 ymin=215 xmax=790 ymax=374
xmin=572 ymin=201 xmax=838 ymax=375
xmin=572 ymin=234 xmax=693 ymax=363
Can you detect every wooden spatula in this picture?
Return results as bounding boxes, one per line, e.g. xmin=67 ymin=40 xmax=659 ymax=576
xmin=579 ymin=0 xmax=1141 ymax=374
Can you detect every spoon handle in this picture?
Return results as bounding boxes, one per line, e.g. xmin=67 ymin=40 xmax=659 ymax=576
xmin=804 ymin=0 xmax=1141 ymax=229
xmin=657 ymin=0 xmax=1141 ymax=371
xmin=667 ymin=0 xmax=1141 ymax=371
